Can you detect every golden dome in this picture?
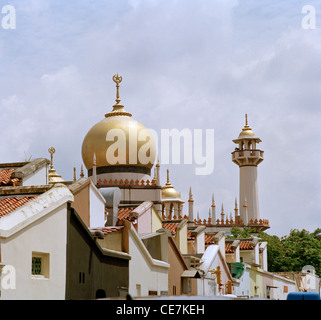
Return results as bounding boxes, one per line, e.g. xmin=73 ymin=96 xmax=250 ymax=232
xmin=238 ymin=114 xmax=256 ymax=138
xmin=161 ymin=169 xmax=183 ymax=201
xmin=81 ymin=75 xmax=156 ymax=175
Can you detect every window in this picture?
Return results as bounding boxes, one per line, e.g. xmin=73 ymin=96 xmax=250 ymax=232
xmin=79 ymin=272 xmax=85 ymax=284
xmin=136 ymin=284 xmax=141 ymax=297
xmin=32 ymin=257 xmax=42 ymax=275
xmin=31 ymin=252 xmax=49 ymax=278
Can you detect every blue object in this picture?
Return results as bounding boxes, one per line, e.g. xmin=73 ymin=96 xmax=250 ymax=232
xmin=287 ymin=292 xmax=321 ymax=300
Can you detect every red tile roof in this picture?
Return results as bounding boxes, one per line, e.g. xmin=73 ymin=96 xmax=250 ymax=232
xmin=225 ymin=243 xmax=235 ymax=253
xmin=118 ymin=207 xmax=135 ymax=221
xmin=0 ymin=196 xmax=37 ymax=218
xmin=162 ymin=222 xmax=180 ymax=236
xmin=187 ymin=230 xmax=195 ymax=241
xmin=239 ymin=240 xmax=254 ymax=250
xmin=90 ymin=227 xmax=122 ymax=235
xmin=205 ymin=235 xmax=215 ymax=245
xmin=0 ymin=169 xmax=20 ymax=186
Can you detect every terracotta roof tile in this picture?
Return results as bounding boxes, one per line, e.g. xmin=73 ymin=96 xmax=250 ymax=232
xmin=118 ymin=207 xmax=135 ymax=221
xmin=225 ymin=243 xmax=235 ymax=253
xmin=0 ymin=196 xmax=37 ymax=218
xmin=162 ymin=222 xmax=179 ymax=236
xmin=239 ymin=240 xmax=254 ymax=250
xmin=90 ymin=227 xmax=122 ymax=235
xmin=0 ymin=169 xmax=20 ymax=186
xmin=205 ymin=235 xmax=215 ymax=245
xmin=187 ymin=230 xmax=195 ymax=240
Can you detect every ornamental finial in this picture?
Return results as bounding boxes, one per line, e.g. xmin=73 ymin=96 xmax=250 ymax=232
xmin=48 ymin=147 xmax=56 ymax=169
xmin=105 ymin=74 xmax=132 ymax=118
xmin=113 ymin=74 xmax=123 ymax=105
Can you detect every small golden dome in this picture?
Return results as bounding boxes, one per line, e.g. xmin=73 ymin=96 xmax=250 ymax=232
xmin=161 ymin=169 xmax=182 ymax=200
xmin=81 ymin=75 xmax=156 ymax=174
xmin=238 ymin=114 xmax=256 ymax=138
xmin=162 ymin=186 xmax=181 ymax=199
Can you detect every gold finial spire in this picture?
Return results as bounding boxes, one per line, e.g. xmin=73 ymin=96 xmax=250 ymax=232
xmin=113 ymin=74 xmax=123 ymax=105
xmin=48 ymin=147 xmax=64 ymax=183
xmin=245 ymin=113 xmax=248 ymax=126
xmin=105 ymin=74 xmax=132 ymax=118
xmin=73 ymin=167 xmax=76 ymax=182
xmin=80 ymin=164 xmax=84 ymax=178
xmin=166 ymin=169 xmax=170 ymax=184
xmin=48 ymin=147 xmax=56 ymax=170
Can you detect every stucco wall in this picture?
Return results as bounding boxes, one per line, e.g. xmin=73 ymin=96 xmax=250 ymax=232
xmin=65 ymin=209 xmax=129 ymax=299
xmin=128 ymin=228 xmax=169 ymax=298
xmin=89 ymin=186 xmax=105 ymax=227
xmin=71 ymin=186 xmax=90 ymax=227
xmin=0 ymin=204 xmax=68 ymax=300
xmin=23 ymin=165 xmax=48 ymax=186
xmin=167 ymin=239 xmax=187 ymax=296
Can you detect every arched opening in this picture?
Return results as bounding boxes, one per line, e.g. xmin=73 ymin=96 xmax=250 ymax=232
xmin=95 ymin=289 xmax=106 ymax=299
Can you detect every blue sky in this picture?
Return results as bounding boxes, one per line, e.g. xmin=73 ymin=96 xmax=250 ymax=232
xmin=0 ymin=0 xmax=320 ymax=237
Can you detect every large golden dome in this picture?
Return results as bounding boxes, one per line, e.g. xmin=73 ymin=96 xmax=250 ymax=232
xmin=81 ymin=75 xmax=156 ymax=176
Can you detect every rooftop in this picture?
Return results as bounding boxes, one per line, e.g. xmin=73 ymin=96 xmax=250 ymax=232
xmin=0 ymin=196 xmax=37 ymax=218
xmin=0 ymin=169 xmax=20 ymax=186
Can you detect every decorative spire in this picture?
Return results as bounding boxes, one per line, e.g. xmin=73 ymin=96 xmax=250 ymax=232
xmin=234 ymin=197 xmax=239 ymax=217
xmin=113 ymin=74 xmax=122 ymax=106
xmin=243 ymin=113 xmax=252 ymax=131
xmin=211 ymin=193 xmax=216 ymax=207
xmin=221 ymin=203 xmax=225 ymax=219
xmin=188 ymin=187 xmax=194 ymax=202
xmin=73 ymin=167 xmax=76 ymax=182
xmin=188 ymin=186 xmax=194 ymax=222
xmin=48 ymin=147 xmax=55 ymax=170
xmin=166 ymin=168 xmax=172 ymax=186
xmin=92 ymin=153 xmax=97 ymax=185
xmin=105 ymin=74 xmax=132 ymax=118
xmin=156 ymin=157 xmax=160 ymax=186
xmin=80 ymin=165 xmax=84 ymax=178
xmin=243 ymin=197 xmax=248 ymax=225
xmin=48 ymin=147 xmax=64 ymax=183
xmin=211 ymin=193 xmax=216 ymax=222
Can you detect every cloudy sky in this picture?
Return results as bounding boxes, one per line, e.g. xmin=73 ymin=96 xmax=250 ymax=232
xmin=0 ymin=0 xmax=320 ymax=237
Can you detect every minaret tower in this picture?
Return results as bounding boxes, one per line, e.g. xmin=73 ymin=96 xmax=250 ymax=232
xmin=231 ymin=114 xmax=264 ymax=224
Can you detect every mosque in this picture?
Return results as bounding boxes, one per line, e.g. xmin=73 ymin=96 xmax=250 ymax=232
xmin=80 ymin=74 xmax=269 ymax=234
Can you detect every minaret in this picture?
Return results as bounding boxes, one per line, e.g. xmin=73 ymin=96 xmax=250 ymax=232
xmin=156 ymin=158 xmax=161 ymax=186
xmin=188 ymin=186 xmax=194 ymax=222
xmin=92 ymin=153 xmax=97 ymax=185
xmin=232 ymin=114 xmax=264 ymax=224
xmin=211 ymin=193 xmax=216 ymax=223
xmin=234 ymin=197 xmax=240 ymax=222
xmin=220 ymin=203 xmax=225 ymax=221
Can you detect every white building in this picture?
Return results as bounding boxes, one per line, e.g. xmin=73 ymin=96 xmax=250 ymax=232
xmin=0 ymin=184 xmax=73 ymax=299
